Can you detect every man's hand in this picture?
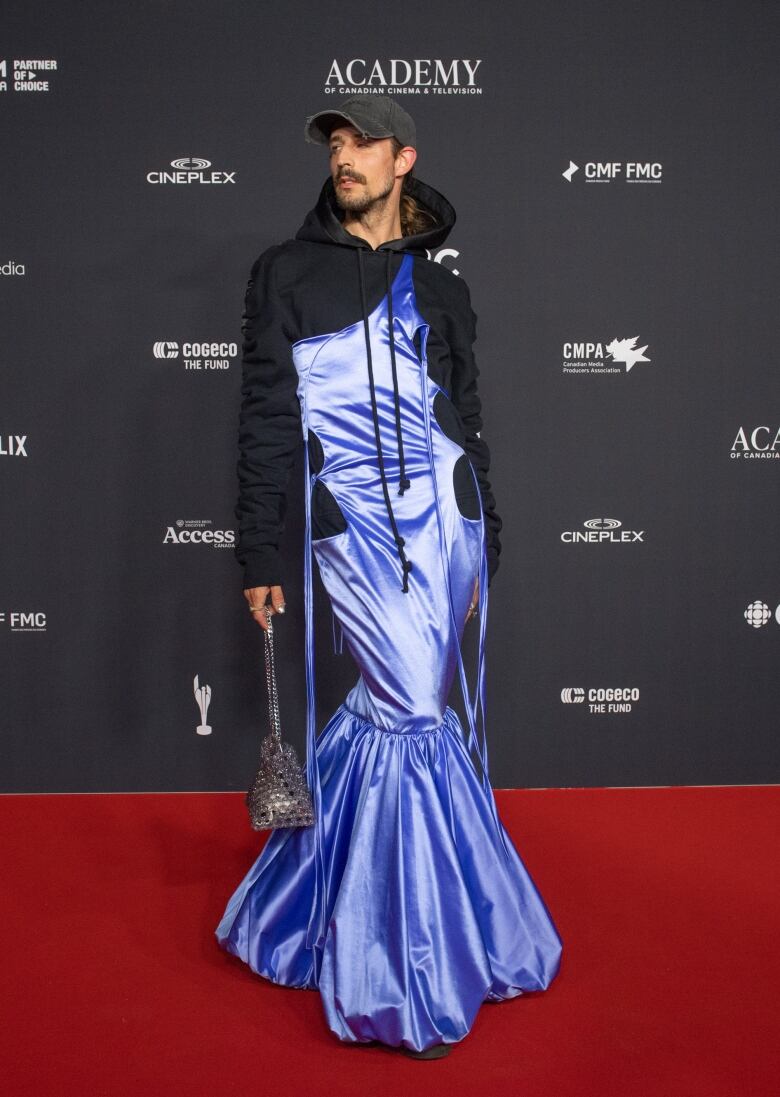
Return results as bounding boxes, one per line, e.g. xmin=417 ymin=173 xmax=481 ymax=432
xmin=465 ymin=575 xmax=479 ymax=625
xmin=244 ymin=585 xmax=287 ymax=630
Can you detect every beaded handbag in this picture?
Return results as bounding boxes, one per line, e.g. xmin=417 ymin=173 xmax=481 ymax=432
xmin=245 ymin=608 xmax=315 ymax=830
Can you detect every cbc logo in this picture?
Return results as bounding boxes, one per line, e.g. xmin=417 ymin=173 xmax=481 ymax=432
xmin=744 ymin=601 xmax=780 ymax=628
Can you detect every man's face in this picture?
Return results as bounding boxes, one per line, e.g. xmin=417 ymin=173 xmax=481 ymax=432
xmin=328 ymin=124 xmax=403 ymax=213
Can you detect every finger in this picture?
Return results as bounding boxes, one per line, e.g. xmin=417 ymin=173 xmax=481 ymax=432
xmin=244 ymin=585 xmax=270 ymax=605
xmin=269 ymin=585 xmax=287 ymax=615
xmin=244 ymin=586 xmax=272 ymax=630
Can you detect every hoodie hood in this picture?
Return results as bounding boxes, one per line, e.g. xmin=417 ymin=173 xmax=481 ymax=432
xmin=295 ymin=173 xmax=456 ymax=254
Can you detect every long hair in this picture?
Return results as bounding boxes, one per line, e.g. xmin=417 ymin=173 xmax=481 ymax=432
xmin=390 ymin=137 xmax=438 ymax=237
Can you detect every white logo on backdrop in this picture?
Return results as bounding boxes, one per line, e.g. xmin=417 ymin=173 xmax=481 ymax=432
xmin=152 ymin=341 xmax=237 ymax=369
xmin=561 ymin=518 xmax=645 ymax=544
xmin=194 ymin=675 xmax=213 ymax=735
xmin=146 ymin=158 xmax=236 ymax=185
xmin=562 ymin=161 xmax=663 ymax=182
xmin=606 ymin=338 xmax=651 ymax=371
xmin=163 ymin=520 xmax=236 ymax=548
xmin=744 ymin=602 xmax=780 ymax=628
xmin=562 ymin=337 xmax=651 ymax=374
xmin=0 ymin=58 xmax=58 ymax=93
xmin=154 ymin=342 xmax=179 ymax=358
xmin=425 ymin=247 xmax=460 ymax=275
xmin=0 ymin=435 xmax=28 ymax=456
xmin=561 ymin=688 xmax=585 ymax=703
xmin=323 ymin=59 xmax=483 ymax=94
xmin=561 ymin=686 xmax=640 ymax=713
xmin=731 ymin=427 xmax=780 ymax=459
xmin=0 ymin=611 xmax=47 ymax=632
xmin=1 ymin=261 xmax=26 ymax=276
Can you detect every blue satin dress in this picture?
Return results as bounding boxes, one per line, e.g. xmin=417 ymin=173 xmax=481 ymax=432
xmin=215 ymin=252 xmax=562 ymax=1051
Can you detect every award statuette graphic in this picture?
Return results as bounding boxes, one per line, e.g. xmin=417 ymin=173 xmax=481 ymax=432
xmin=194 ymin=674 xmax=212 ymax=735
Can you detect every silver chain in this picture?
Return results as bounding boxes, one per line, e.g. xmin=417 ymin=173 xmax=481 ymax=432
xmin=262 ymin=609 xmax=283 ymax=747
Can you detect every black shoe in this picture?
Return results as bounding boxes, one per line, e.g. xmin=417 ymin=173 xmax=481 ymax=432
xmin=399 ymin=1043 xmax=452 ymax=1059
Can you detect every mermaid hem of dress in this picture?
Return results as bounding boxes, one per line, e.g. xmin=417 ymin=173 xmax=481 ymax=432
xmin=215 ymin=696 xmax=563 ymax=1051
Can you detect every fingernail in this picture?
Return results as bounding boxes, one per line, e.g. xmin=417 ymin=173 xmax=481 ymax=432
xmin=278 ymin=605 xmax=286 ymax=613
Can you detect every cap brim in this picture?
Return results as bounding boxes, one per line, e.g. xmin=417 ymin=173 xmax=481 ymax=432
xmin=304 ymin=109 xmax=394 ymax=144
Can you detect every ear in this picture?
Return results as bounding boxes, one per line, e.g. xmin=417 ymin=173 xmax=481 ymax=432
xmin=395 ymin=145 xmax=417 ymax=178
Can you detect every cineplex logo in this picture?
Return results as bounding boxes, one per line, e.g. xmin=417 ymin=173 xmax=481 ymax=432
xmin=163 ymin=520 xmax=236 ymax=548
xmin=562 ymin=161 xmax=663 ymax=183
xmin=744 ymin=602 xmax=780 ymax=628
xmin=731 ymin=426 xmax=780 ymax=459
xmin=0 ymin=611 xmax=47 ymax=632
xmin=153 ymin=341 xmax=237 ymax=369
xmin=0 ymin=435 xmax=28 ymax=457
xmin=0 ymin=58 xmax=57 ymax=93
xmin=324 ymin=58 xmax=483 ymax=94
xmin=1 ymin=261 xmax=26 ymax=276
xmin=147 ymin=158 xmax=236 ymax=185
xmin=562 ymin=518 xmax=645 ymax=544
xmin=563 ymin=338 xmax=651 ymax=374
xmin=561 ymin=687 xmax=639 ymax=713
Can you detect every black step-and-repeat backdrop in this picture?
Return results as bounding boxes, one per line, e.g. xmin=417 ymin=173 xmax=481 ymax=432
xmin=3 ymin=1 xmax=779 ymax=792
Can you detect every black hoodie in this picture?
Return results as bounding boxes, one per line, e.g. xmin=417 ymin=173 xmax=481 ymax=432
xmin=234 ymin=172 xmax=503 ymax=589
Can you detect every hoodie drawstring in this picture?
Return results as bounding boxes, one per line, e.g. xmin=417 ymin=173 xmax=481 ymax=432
xmin=384 ymin=250 xmax=411 ymax=496
xmin=356 ymin=246 xmax=413 ymax=593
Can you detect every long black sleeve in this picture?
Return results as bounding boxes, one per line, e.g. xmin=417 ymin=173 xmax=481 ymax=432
xmin=234 ymin=245 xmax=302 ymax=589
xmin=448 ymin=276 xmax=503 ymax=585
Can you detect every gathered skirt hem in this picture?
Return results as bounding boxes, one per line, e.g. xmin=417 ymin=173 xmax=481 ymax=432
xmin=215 ymin=697 xmax=562 ymax=1051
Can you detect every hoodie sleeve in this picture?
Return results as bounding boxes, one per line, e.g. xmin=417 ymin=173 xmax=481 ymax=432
xmin=234 ymin=244 xmax=302 ymax=589
xmin=448 ymin=276 xmax=503 ymax=585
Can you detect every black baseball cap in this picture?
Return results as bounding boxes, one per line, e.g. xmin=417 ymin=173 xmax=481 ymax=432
xmin=304 ymin=95 xmax=417 ymax=149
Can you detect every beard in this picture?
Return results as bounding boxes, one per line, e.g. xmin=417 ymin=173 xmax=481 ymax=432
xmin=334 ymin=167 xmax=396 ymax=215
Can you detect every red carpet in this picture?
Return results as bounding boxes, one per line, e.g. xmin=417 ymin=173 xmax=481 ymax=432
xmin=1 ymin=787 xmax=777 ymax=1095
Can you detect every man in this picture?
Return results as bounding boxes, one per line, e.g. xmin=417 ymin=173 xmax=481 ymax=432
xmin=215 ymin=96 xmax=562 ymax=1059
xmin=237 ymin=98 xmax=502 ymax=628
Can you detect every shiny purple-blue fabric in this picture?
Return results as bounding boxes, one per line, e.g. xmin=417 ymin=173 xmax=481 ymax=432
xmin=215 ymin=253 xmax=563 ymax=1051
xmin=215 ymin=693 xmax=563 ymax=1049
xmin=296 ymin=252 xmax=482 ymax=735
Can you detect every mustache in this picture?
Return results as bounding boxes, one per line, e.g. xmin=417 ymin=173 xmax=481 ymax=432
xmin=337 ymin=171 xmax=364 ymax=183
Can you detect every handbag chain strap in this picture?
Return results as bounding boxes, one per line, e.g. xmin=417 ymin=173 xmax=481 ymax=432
xmin=262 ymin=609 xmax=283 ymax=746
